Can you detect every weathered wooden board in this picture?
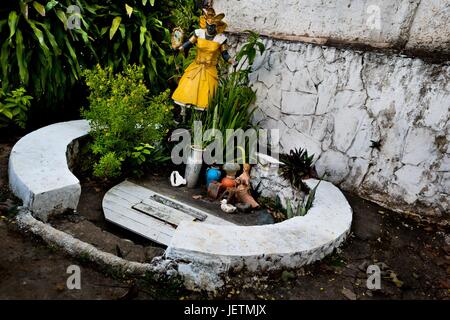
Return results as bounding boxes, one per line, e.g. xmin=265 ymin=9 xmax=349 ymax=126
xmin=102 ymin=180 xmax=234 ymax=246
xmin=103 ymin=195 xmax=174 ymax=246
xmin=132 ymin=200 xmax=195 ymax=227
xmin=119 ymin=180 xmax=208 ymax=221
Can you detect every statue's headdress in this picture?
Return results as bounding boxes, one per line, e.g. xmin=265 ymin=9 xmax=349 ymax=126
xmin=200 ymin=8 xmax=227 ymax=33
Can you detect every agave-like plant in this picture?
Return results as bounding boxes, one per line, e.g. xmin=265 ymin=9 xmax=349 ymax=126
xmin=279 ymin=147 xmax=315 ymax=192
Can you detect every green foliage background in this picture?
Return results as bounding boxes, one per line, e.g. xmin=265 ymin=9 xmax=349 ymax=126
xmin=0 ymin=0 xmax=196 ymax=128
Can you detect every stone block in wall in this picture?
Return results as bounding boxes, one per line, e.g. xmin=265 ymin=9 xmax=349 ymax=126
xmin=215 ymin=0 xmax=450 ymax=55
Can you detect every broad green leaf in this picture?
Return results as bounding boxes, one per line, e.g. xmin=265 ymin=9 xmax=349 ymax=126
xmin=45 ymin=0 xmax=58 ymax=11
xmin=65 ymin=40 xmax=80 ymax=80
xmin=32 ymin=2 xmax=46 ymax=16
xmin=139 ymin=26 xmax=146 ymax=45
xmin=142 ymin=0 xmax=148 ymax=5
xmin=15 ymin=29 xmax=29 ymax=84
xmin=100 ymin=26 xmax=109 ymax=36
xmin=3 ymin=110 xmax=13 ymax=119
xmin=119 ymin=24 xmax=126 ymax=38
xmin=125 ymin=4 xmax=133 ymax=17
xmin=1 ymin=41 xmax=10 ymax=82
xmin=20 ymin=3 xmax=29 ymax=19
xmin=110 ymin=16 xmax=122 ymax=40
xmin=26 ymin=20 xmax=50 ymax=56
xmin=55 ymin=9 xmax=67 ymax=29
xmin=127 ymin=37 xmax=133 ymax=54
xmin=36 ymin=21 xmax=61 ymax=55
xmin=8 ymin=11 xmax=19 ymax=41
xmin=150 ymin=0 xmax=155 ymax=6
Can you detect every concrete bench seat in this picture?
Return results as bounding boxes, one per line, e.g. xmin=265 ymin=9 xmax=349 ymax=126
xmin=166 ymin=179 xmax=352 ymax=274
xmin=8 ymin=120 xmax=90 ymax=221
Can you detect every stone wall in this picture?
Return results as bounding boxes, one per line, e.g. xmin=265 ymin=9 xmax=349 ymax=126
xmin=228 ymin=35 xmax=449 ymax=221
xmin=215 ymin=0 xmax=450 ymax=56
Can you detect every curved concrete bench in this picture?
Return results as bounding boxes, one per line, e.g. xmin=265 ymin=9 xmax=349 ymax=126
xmin=166 ymin=179 xmax=352 ymax=274
xmin=9 ymin=120 xmax=90 ymax=221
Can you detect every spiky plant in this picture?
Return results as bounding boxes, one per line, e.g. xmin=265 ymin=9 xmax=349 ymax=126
xmin=279 ymin=148 xmax=315 ymax=192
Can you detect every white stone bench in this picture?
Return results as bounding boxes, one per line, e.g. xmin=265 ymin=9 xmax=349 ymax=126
xmin=166 ymin=179 xmax=352 ymax=275
xmin=9 ymin=120 xmax=90 ymax=221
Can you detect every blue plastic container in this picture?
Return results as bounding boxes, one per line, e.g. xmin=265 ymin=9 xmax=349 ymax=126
xmin=206 ymin=166 xmax=222 ymax=188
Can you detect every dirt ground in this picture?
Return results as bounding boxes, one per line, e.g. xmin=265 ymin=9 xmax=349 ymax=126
xmin=0 ymin=137 xmax=449 ymax=300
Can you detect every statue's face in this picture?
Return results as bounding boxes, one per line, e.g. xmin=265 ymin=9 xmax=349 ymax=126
xmin=206 ymin=22 xmax=217 ymax=35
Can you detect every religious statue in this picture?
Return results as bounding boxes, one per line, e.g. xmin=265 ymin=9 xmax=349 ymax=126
xmin=171 ymin=7 xmax=235 ymax=110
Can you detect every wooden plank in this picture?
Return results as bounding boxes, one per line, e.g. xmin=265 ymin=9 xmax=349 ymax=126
xmin=133 ymin=201 xmax=195 ymax=227
xmin=120 ymin=181 xmax=208 ymax=221
xmin=103 ymin=197 xmax=175 ymax=245
xmin=103 ymin=197 xmax=176 ymax=234
xmin=148 ymin=194 xmax=207 ymax=221
xmin=118 ymin=181 xmax=206 ymax=220
xmin=102 ymin=180 xmax=234 ymax=246
xmin=110 ymin=183 xmax=198 ymax=224
xmin=104 ymin=207 xmax=173 ymax=246
xmin=103 ymin=196 xmax=175 ymax=231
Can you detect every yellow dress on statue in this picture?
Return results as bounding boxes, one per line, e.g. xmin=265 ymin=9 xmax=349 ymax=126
xmin=172 ymin=30 xmax=227 ymax=110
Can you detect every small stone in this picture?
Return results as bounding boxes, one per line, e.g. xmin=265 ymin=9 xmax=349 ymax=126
xmin=358 ymin=260 xmax=369 ymax=271
xmin=341 ymin=288 xmax=357 ymax=300
xmin=236 ymin=203 xmax=252 ymax=213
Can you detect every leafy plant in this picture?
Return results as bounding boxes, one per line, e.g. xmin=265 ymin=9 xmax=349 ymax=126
xmin=172 ymin=0 xmax=199 ymax=34
xmin=294 ymin=180 xmax=321 ymax=217
xmin=262 ymin=180 xmax=321 ymax=221
xmin=279 ymin=147 xmax=315 ymax=192
xmin=93 ymin=151 xmax=123 ymax=179
xmin=0 ymin=87 xmax=33 ymax=128
xmin=86 ymin=0 xmax=175 ymax=89
xmin=0 ymin=1 xmax=183 ymax=128
xmin=82 ymin=64 xmax=174 ymax=179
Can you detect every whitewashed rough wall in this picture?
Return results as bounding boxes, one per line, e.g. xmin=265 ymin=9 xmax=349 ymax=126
xmin=227 ymin=35 xmax=450 ymax=220
xmin=215 ymin=0 xmax=450 ymax=54
xmin=216 ymin=0 xmax=450 ymax=220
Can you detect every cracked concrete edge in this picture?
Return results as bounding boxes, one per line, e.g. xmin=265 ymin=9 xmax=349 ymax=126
xmin=14 ymin=208 xmax=230 ymax=291
xmin=14 ymin=208 xmax=171 ymax=275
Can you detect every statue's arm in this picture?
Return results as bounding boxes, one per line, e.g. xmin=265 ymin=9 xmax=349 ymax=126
xmin=221 ymin=41 xmax=236 ymax=65
xmin=177 ymin=34 xmax=197 ymax=53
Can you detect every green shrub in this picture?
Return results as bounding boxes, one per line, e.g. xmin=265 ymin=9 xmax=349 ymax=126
xmin=93 ymin=151 xmax=123 ymax=179
xmin=0 ymin=87 xmax=32 ymax=128
xmin=82 ymin=64 xmax=174 ymax=179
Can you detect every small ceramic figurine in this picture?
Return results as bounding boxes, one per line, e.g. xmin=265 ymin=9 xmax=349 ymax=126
xmin=220 ymin=199 xmax=237 ymax=214
xmin=221 ymin=162 xmax=240 ymax=188
xmin=172 ymin=7 xmax=235 ymax=110
xmin=236 ymin=164 xmax=259 ymax=209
